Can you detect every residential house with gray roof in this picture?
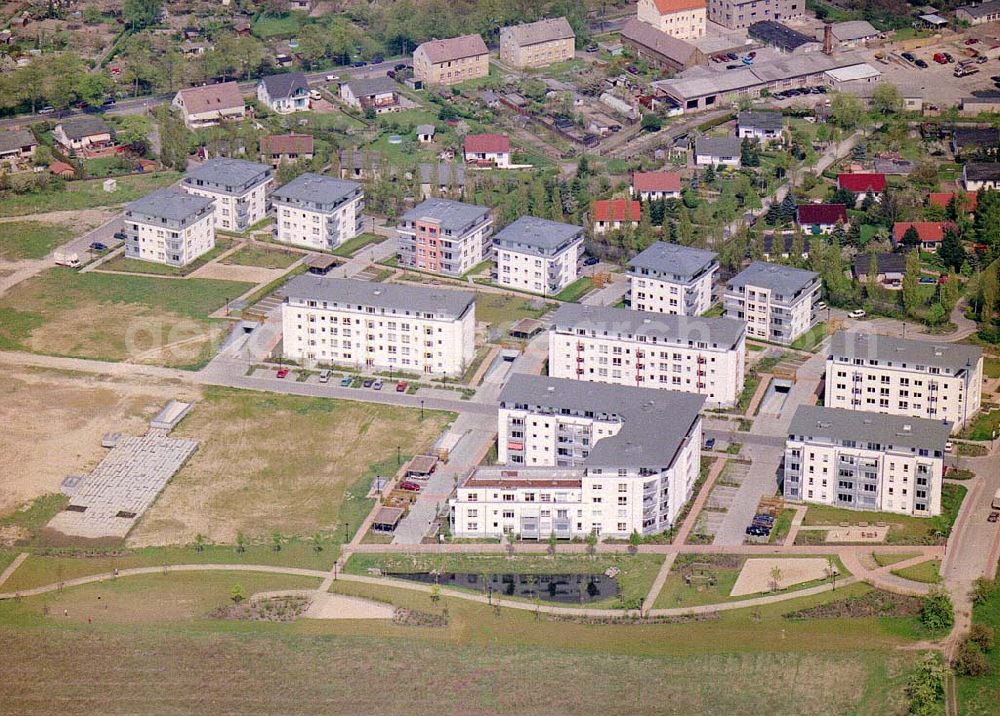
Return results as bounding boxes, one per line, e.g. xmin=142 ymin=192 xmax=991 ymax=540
xmin=272 ymin=173 xmax=364 ymax=251
xmin=397 ymin=198 xmax=493 ymax=276
xmin=492 ymin=216 xmax=584 ymax=295
xmin=724 ymin=261 xmax=820 ymax=344
xmin=122 ymin=189 xmax=216 ymax=267
xmin=257 ymin=72 xmax=310 ymax=114
xmin=182 ymin=158 xmax=272 ymax=232
xmin=627 ymin=241 xmax=719 ymax=316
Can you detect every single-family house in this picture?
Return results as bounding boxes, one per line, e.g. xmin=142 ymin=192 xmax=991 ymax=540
xmin=52 ymin=117 xmax=114 ymax=157
xmin=736 ymin=111 xmax=783 ymax=144
xmin=853 ymin=252 xmax=906 ymax=289
xmin=340 ymin=76 xmax=400 ymax=114
xmin=463 ymin=134 xmax=510 ymax=168
xmin=0 ymin=127 xmax=37 ymax=167
xmin=630 ymin=171 xmax=682 ymax=201
xmin=172 ymin=82 xmax=246 ymax=129
xmin=963 ymin=163 xmax=1000 ymax=192
xmin=592 ymin=199 xmax=642 ymax=234
xmin=796 ymin=204 xmax=847 ymax=234
xmin=928 ymin=192 xmax=977 ymax=214
xmin=892 ymin=222 xmax=955 ymax=252
xmin=413 ymin=34 xmax=489 ymax=86
xmin=952 ymin=126 xmax=999 ymax=159
xmin=261 ymin=133 xmax=315 ymax=168
xmin=836 ymin=173 xmax=886 ymax=204
xmin=694 ymin=136 xmax=741 ymax=167
xmin=257 ymin=72 xmax=310 ymax=114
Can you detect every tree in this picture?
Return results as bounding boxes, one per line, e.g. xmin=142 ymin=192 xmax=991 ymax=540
xmin=981 ymin=259 xmax=998 ymax=323
xmin=740 ymin=138 xmax=760 ymax=167
xmin=829 ymin=92 xmax=865 ymax=131
xmin=906 ymin=653 xmax=946 ymax=716
xmin=954 ymin=638 xmax=991 ymax=676
xmin=939 ymin=227 xmax=966 ymax=271
xmin=871 ymin=83 xmax=903 ymax=115
xmin=430 ymin=584 xmax=441 ymax=605
xmin=235 ymin=531 xmax=247 ymax=554
xmin=641 ymin=112 xmax=662 ymax=132
xmin=920 ymin=587 xmax=954 ymax=631
xmin=769 ymin=565 xmax=783 ymax=592
xmin=901 ymin=225 xmax=921 ymax=250
xmin=194 ymin=533 xmax=206 ymax=552
xmin=115 ymin=115 xmax=151 ymax=153
xmin=123 ymin=0 xmax=162 ymax=30
xmin=230 ymin=583 xmax=246 ymax=604
xmin=902 ymin=250 xmax=923 ymax=319
xmin=312 ymin=532 xmax=324 ymax=553
xmin=831 ymin=187 xmax=856 ymax=209
xmin=547 ymin=531 xmax=557 ymax=557
xmin=969 ymin=623 xmax=995 ymax=652
xmin=271 ymin=530 xmax=283 ymax=552
xmin=975 ymin=189 xmax=1000 ymax=258
xmin=585 ymin=529 xmax=597 ymax=558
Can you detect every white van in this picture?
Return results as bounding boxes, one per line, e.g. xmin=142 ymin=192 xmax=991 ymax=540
xmin=318 ymin=369 xmax=331 ymax=383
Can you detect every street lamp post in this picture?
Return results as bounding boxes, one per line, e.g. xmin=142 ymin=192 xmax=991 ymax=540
xmin=420 ymin=399 xmax=424 ymax=420
xmin=397 ymin=445 xmax=401 ymax=465
xmin=344 ymin=522 xmax=349 ymax=543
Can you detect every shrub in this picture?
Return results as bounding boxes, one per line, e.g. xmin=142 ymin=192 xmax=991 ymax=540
xmin=906 ymin=653 xmax=945 ymax=715
xmin=954 ymin=639 xmax=991 ymax=677
xmin=969 ymin=623 xmax=995 ymax=653
xmin=972 ymin=577 xmax=996 ymax=605
xmin=920 ymin=587 xmax=954 ymax=631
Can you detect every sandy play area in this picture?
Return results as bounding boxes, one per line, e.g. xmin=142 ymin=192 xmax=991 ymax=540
xmin=730 ymin=558 xmax=835 ymax=597
xmin=304 ymin=592 xmax=395 ymax=619
xmin=824 ymin=526 xmax=888 ymax=543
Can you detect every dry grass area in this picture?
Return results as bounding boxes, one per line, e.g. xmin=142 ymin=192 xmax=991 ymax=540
xmin=129 ymin=387 xmax=451 ymax=546
xmin=0 ymin=369 xmax=200 ymax=519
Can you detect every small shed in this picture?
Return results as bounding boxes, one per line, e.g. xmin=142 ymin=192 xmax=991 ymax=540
xmin=372 ymin=506 xmax=405 ymax=532
xmin=406 ymin=455 xmax=439 ymax=478
xmin=305 ymin=253 xmax=338 ymax=275
xmin=508 ymin=317 xmax=545 ymax=339
xmin=103 ymin=178 xmax=117 ymax=193
xmin=416 ymin=123 xmax=435 ymax=143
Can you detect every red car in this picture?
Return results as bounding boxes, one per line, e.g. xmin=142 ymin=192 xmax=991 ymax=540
xmin=396 ymin=381 xmax=408 ymax=392
xmin=276 ymin=367 xmax=290 ymax=378
xmin=400 ymin=481 xmax=421 ymax=492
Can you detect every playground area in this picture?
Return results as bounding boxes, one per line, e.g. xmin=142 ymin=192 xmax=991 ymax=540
xmin=730 ymin=558 xmax=836 ymax=597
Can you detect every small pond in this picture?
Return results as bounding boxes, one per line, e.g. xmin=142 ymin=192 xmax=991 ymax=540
xmin=388 ymin=572 xmax=619 ymax=604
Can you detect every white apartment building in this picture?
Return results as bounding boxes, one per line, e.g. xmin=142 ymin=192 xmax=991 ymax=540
xmin=548 ymin=303 xmax=746 ymax=408
xmin=784 ymin=405 xmax=950 ymax=517
xmin=281 ymin=275 xmax=476 ymax=376
xmin=181 ymin=158 xmax=272 ymax=233
xmin=825 ymin=332 xmax=983 ymax=434
xmin=271 ymin=173 xmax=364 ymax=251
xmin=723 ymin=261 xmax=820 ymax=345
xmin=627 ymin=241 xmax=718 ymax=316
xmin=397 ymin=198 xmax=493 ymax=276
xmin=493 ymin=216 xmax=584 ymax=295
xmin=450 ymin=374 xmax=705 ymax=539
xmin=121 ymin=188 xmax=215 ymax=267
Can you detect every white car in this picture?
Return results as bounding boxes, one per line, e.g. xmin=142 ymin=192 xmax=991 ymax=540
xmin=945 ymin=440 xmax=954 ymax=452
xmin=848 ymin=309 xmax=866 ymax=319
xmin=815 ymin=301 xmax=828 ymax=311
xmin=325 ymin=74 xmax=337 ymax=82
xmin=309 ymin=89 xmax=322 ymax=101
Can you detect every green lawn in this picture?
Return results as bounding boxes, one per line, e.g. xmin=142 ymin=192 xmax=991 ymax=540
xmin=872 ymin=552 xmax=921 ymax=568
xmin=343 ymin=552 xmax=663 ymax=609
xmin=984 ymin=357 xmax=1000 ymax=379
xmin=790 ymin=322 xmax=827 ymax=352
xmin=0 ymin=268 xmax=251 ymax=368
xmin=956 ymin=570 xmax=1000 ymax=714
xmin=0 ymin=172 xmax=180 ymax=217
xmin=890 ymin=559 xmax=941 ymax=584
xmin=252 ymin=11 xmax=307 ymax=38
xmin=332 ymin=232 xmax=384 ymax=257
xmin=800 ymin=484 xmax=966 ymax=545
xmin=552 ymin=276 xmax=595 ymax=303
xmin=220 ymin=243 xmax=300 ymax=269
xmin=98 ymin=237 xmax=235 ymax=277
xmin=0 ymin=221 xmax=70 ymax=260
xmin=963 ymin=408 xmax=1000 ymax=441
xmin=475 ymin=292 xmax=555 ymax=334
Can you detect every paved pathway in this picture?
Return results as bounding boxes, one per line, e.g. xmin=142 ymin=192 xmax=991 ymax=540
xmin=674 ymin=457 xmax=727 ymax=545
xmin=783 ymin=505 xmax=809 ymax=546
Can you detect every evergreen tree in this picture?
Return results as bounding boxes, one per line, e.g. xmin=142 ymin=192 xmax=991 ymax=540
xmin=901 ymin=225 xmax=921 ymax=250
xmin=974 ymin=189 xmax=1000 ymax=258
xmin=777 ymin=193 xmax=797 ymax=224
xmin=902 ymin=249 xmax=923 ymax=319
xmin=703 ymin=164 xmax=716 ymax=183
xmin=650 ymin=198 xmax=666 ymax=226
xmin=939 ymin=226 xmax=966 ymax=272
xmin=740 ymin=138 xmax=760 ymax=167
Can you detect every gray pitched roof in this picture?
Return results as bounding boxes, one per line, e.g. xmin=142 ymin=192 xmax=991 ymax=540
xmin=828 ymin=331 xmax=982 ymax=374
xmin=501 ymin=17 xmax=574 ymax=47
xmin=260 ymin=71 xmax=309 ymax=100
xmin=415 ymin=123 xmax=435 ymax=135
xmin=283 ymin=275 xmax=475 ymax=320
xmin=272 ymin=172 xmax=360 ymax=206
xmin=493 ymin=215 xmax=583 ymax=252
xmin=184 ymin=157 xmax=270 ymax=192
xmin=726 ymin=261 xmax=818 ymax=296
xmin=344 ymin=76 xmax=398 ymax=98
xmin=953 ymin=126 xmax=999 ymax=148
xmin=958 ymin=0 xmax=1000 ymax=18
xmin=695 ymin=135 xmax=742 ymax=158
xmin=788 ymin=405 xmax=951 ymax=452
xmin=57 ymin=116 xmax=111 ymax=140
xmin=749 ymin=20 xmax=819 ymax=52
xmin=418 ymin=162 xmax=465 ymax=186
xmin=965 ymin=162 xmax=1000 ymax=182
xmin=125 ymin=188 xmax=214 ymax=223
xmin=499 ymin=374 xmax=705 ymax=468
xmin=831 ymin=20 xmax=879 ymax=42
xmin=620 ymin=18 xmax=699 ymax=65
xmin=550 ymin=302 xmax=746 ymax=349
xmin=737 ymin=110 xmax=783 ymax=132
xmin=628 ymin=241 xmax=718 ymax=283
xmin=0 ymin=127 xmax=36 ymax=153
xmin=400 ymin=198 xmax=490 ymax=232
xmin=852 ymin=252 xmax=906 ymax=276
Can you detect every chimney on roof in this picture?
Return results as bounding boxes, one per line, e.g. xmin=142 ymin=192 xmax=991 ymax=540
xmin=823 ymin=23 xmax=833 ymax=55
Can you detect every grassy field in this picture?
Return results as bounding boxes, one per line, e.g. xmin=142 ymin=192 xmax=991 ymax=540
xmin=0 ymin=268 xmax=250 ymax=368
xmin=332 ymin=233 xmax=384 ymax=258
xmin=129 ymin=386 xmax=452 ymax=547
xmin=476 ymin=292 xmax=555 ymax=335
xmin=344 ymin=552 xmax=663 ymax=609
xmin=0 ymin=221 xmax=70 ymax=261
xmin=984 ymin=357 xmax=1000 ymax=380
xmin=552 ymin=276 xmax=595 ymax=303
xmin=872 ymin=552 xmax=921 ymax=568
xmin=789 ymin=322 xmax=827 ymax=352
xmin=0 ymin=172 xmax=180 ymax=217
xmin=98 ymin=237 xmax=235 ymax=277
xmin=890 ymin=559 xmax=941 ymax=584
xmin=220 ymin=243 xmax=300 ymax=269
xmin=964 ymin=407 xmax=1000 ymax=441
xmin=800 ymin=484 xmax=966 ymax=545
xmin=956 ymin=571 xmax=1000 ymax=714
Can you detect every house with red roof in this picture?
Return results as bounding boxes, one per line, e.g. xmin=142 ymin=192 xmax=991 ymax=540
xmin=836 ymin=173 xmax=886 ymax=205
xmin=463 ymin=134 xmax=510 ymax=168
xmin=630 ymin=171 xmax=682 ymax=201
xmin=928 ymin=191 xmax=977 ymax=214
xmin=892 ymin=222 xmax=956 ymax=252
xmin=796 ymin=204 xmax=848 ymax=234
xmin=592 ymin=199 xmax=642 ymax=234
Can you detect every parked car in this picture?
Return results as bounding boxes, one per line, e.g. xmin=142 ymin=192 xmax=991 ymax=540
xmin=309 ymin=89 xmax=322 ymax=101
xmin=848 ymin=309 xmax=866 ymax=319
xmin=583 ymin=256 xmax=600 ymax=266
xmin=276 ymin=367 xmax=290 ymax=379
xmin=704 ymin=437 xmax=716 ymax=450
xmin=815 ymin=301 xmax=828 ymax=311
xmin=585 ymin=44 xmax=599 ymax=53
xmin=362 ymin=378 xmax=375 ymax=388
xmin=325 ymin=74 xmax=338 ymax=81
xmin=394 ymin=63 xmax=408 ymax=71
xmin=102 ymin=98 xmax=116 ymax=107
xmin=400 ymin=481 xmax=422 ymax=492
xmin=966 ymin=38 xmax=980 ymax=45
xmin=727 ymin=52 xmax=738 ymax=60
xmin=372 ymin=379 xmax=384 ymax=390
xmin=933 ymin=53 xmax=948 ymax=64
xmin=371 ymin=55 xmax=384 ymax=64
xmin=989 ymin=512 xmax=999 ymax=523
xmin=915 ymin=59 xmax=928 ymax=68
xmin=39 ymin=106 xmax=55 ymax=114
xmin=340 ymin=376 xmax=353 ymax=387
xmin=919 ymin=276 xmax=937 ymax=284
xmin=396 ymin=381 xmax=408 ymax=392
xmin=625 ymin=64 xmax=639 ymax=75
xmin=351 ymin=60 xmax=367 ymax=68
xmin=318 ymin=369 xmax=331 ymax=383
xmin=945 ymin=440 xmax=954 ymax=452
xmin=977 ymin=55 xmax=988 ymax=64
xmin=89 ymin=241 xmax=108 ymax=251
